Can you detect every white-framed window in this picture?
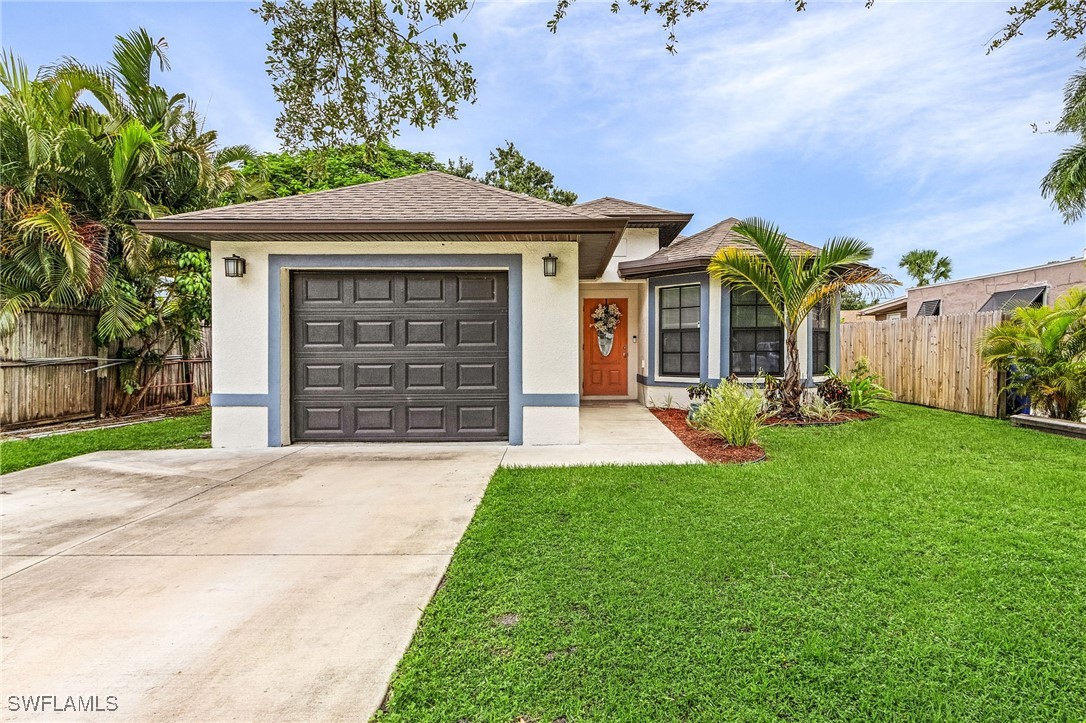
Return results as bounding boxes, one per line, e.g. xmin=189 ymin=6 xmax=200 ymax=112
xmin=658 ymin=284 xmax=700 ymax=377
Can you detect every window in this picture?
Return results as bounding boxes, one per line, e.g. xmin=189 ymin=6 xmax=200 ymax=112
xmin=811 ymin=299 xmax=832 ymax=376
xmin=730 ymin=288 xmax=782 ymax=376
xmin=978 ymin=286 xmax=1045 ymax=313
xmin=917 ymin=299 xmax=941 ymax=317
xmin=659 ymin=284 xmax=700 ymax=377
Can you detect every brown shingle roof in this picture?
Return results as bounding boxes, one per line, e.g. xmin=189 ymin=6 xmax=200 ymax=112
xmin=617 ymin=218 xmax=820 ymax=278
xmin=575 ymin=197 xmax=692 ymax=246
xmin=155 ymin=171 xmax=603 ymax=223
xmin=135 ymin=171 xmax=629 ymax=279
xmin=576 ymin=197 xmax=684 ymax=217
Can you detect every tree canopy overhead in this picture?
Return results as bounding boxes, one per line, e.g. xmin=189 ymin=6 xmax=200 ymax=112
xmin=255 ymin=0 xmax=1084 ymax=152
xmin=247 ymin=140 xmax=578 ymax=206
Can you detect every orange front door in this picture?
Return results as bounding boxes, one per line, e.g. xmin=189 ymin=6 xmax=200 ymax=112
xmin=583 ymin=298 xmax=628 ymax=396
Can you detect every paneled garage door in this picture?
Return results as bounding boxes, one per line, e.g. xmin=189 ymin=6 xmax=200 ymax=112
xmin=290 ymin=271 xmax=509 ymax=441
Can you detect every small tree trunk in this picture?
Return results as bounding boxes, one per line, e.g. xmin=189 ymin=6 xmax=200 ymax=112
xmin=781 ymin=329 xmax=803 ymax=417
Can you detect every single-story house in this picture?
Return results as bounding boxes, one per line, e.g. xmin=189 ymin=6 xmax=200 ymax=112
xmin=137 ymin=172 xmax=839 ymax=447
xmin=858 ymin=296 xmax=908 ymax=321
xmin=859 ymin=257 xmax=1086 ymax=320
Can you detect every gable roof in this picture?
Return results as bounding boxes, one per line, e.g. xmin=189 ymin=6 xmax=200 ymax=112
xmin=616 ymin=218 xmax=819 ymax=279
xmin=575 ymin=197 xmax=692 ymax=245
xmin=135 ymin=172 xmax=628 ymax=279
xmin=149 ymin=171 xmax=608 ymax=224
xmin=576 ymin=197 xmax=683 ymax=217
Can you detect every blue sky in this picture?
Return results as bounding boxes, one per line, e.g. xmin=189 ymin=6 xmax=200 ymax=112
xmin=3 ymin=0 xmax=1085 ymax=283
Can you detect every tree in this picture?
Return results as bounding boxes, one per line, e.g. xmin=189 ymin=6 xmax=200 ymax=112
xmin=980 ymin=288 xmax=1086 ymax=420
xmin=899 ymin=249 xmax=952 ymax=287
xmin=1042 ymin=53 xmax=1086 ymax=222
xmin=0 ymin=30 xmax=264 ymax=411
xmin=245 ymin=143 xmax=446 ymax=197
xmin=254 ymin=0 xmax=1081 ymax=151
xmin=479 ymin=142 xmax=577 ymax=205
xmin=707 ymin=218 xmax=897 ymax=418
xmin=841 ymin=288 xmax=879 ymax=310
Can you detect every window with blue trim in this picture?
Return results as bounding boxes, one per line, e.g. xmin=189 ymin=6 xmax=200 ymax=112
xmin=659 ymin=284 xmax=700 ymax=377
xmin=730 ymin=288 xmax=782 ymax=376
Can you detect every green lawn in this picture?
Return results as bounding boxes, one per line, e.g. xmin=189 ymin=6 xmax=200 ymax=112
xmin=0 ymin=410 xmax=211 ymax=474
xmin=378 ymin=403 xmax=1086 ymax=722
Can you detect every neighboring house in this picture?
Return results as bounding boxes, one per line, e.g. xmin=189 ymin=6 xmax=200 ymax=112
xmin=860 ymin=258 xmax=1086 ymax=320
xmin=137 ymin=172 xmax=839 ymax=448
xmin=858 ymin=296 xmax=908 ymax=321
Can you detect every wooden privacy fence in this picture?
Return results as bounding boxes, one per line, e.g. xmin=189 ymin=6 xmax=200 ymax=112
xmin=0 ymin=309 xmax=211 ymax=428
xmin=840 ymin=312 xmax=1005 ymax=417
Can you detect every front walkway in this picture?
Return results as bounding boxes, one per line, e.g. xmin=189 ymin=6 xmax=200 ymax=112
xmin=501 ymin=400 xmax=701 ymax=467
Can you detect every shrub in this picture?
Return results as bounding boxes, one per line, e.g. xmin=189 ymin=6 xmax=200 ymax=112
xmin=686 ymin=382 xmax=712 ymax=403
xmin=980 ymin=289 xmax=1086 ymax=420
xmin=827 ymin=358 xmax=894 ymax=412
xmin=801 ymin=395 xmax=840 ymax=421
xmin=691 ymin=380 xmax=766 ymax=447
xmin=817 ymin=375 xmax=849 ymax=406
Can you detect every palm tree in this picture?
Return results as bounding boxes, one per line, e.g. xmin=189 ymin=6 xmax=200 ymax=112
xmin=707 ymin=218 xmax=897 ymax=417
xmin=1042 ymin=53 xmax=1086 ymax=222
xmin=899 ymin=249 xmax=952 ymax=287
xmin=0 ymin=30 xmax=263 ymax=339
xmin=980 ymin=289 xmax=1086 ymax=420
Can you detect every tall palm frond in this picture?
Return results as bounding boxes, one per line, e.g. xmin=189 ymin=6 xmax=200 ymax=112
xmin=708 ymin=217 xmax=899 ymax=416
xmin=980 ymin=290 xmax=1086 ymax=420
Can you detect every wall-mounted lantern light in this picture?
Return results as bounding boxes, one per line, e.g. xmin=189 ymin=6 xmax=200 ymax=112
xmin=223 ymin=254 xmax=247 ymax=278
xmin=542 ymin=253 xmax=558 ymax=277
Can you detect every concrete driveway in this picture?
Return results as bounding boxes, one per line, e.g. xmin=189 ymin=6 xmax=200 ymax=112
xmin=1 ymin=445 xmax=505 ymax=721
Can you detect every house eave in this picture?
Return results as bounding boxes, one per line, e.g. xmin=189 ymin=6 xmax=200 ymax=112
xmin=617 ymin=257 xmax=711 ymax=279
xmin=135 ymin=217 xmax=629 ymax=279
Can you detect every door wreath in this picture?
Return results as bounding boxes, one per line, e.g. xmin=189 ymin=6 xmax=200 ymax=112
xmin=591 ymin=302 xmax=622 ymax=357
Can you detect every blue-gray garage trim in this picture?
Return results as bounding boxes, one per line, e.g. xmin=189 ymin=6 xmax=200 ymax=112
xmin=260 ymin=254 xmax=546 ymax=445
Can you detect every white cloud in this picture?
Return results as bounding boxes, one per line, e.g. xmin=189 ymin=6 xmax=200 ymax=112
xmin=394 ymin=0 xmax=1085 ymax=276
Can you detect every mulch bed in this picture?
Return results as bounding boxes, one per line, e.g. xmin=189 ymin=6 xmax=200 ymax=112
xmin=651 ymin=407 xmax=877 ymax=464
xmin=650 ymin=408 xmax=766 ymax=464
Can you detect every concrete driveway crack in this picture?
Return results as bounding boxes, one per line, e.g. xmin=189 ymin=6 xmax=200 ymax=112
xmin=0 ymin=447 xmax=308 ymax=581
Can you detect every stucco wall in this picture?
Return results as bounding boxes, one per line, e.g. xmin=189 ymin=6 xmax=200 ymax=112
xmin=209 ymin=239 xmax=580 ymax=447
xmin=597 ymin=228 xmax=660 ymax=282
xmin=906 ymin=258 xmax=1086 ymax=316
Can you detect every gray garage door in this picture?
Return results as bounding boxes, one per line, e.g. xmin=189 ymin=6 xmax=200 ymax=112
xmin=291 ymin=271 xmax=509 ymax=442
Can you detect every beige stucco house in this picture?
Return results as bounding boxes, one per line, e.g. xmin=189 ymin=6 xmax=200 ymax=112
xmin=858 ymin=258 xmax=1085 ymax=321
xmin=137 ymin=172 xmax=838 ymax=448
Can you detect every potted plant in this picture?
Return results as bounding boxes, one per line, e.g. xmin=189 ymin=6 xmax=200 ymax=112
xmin=686 ymin=382 xmax=712 ymax=419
